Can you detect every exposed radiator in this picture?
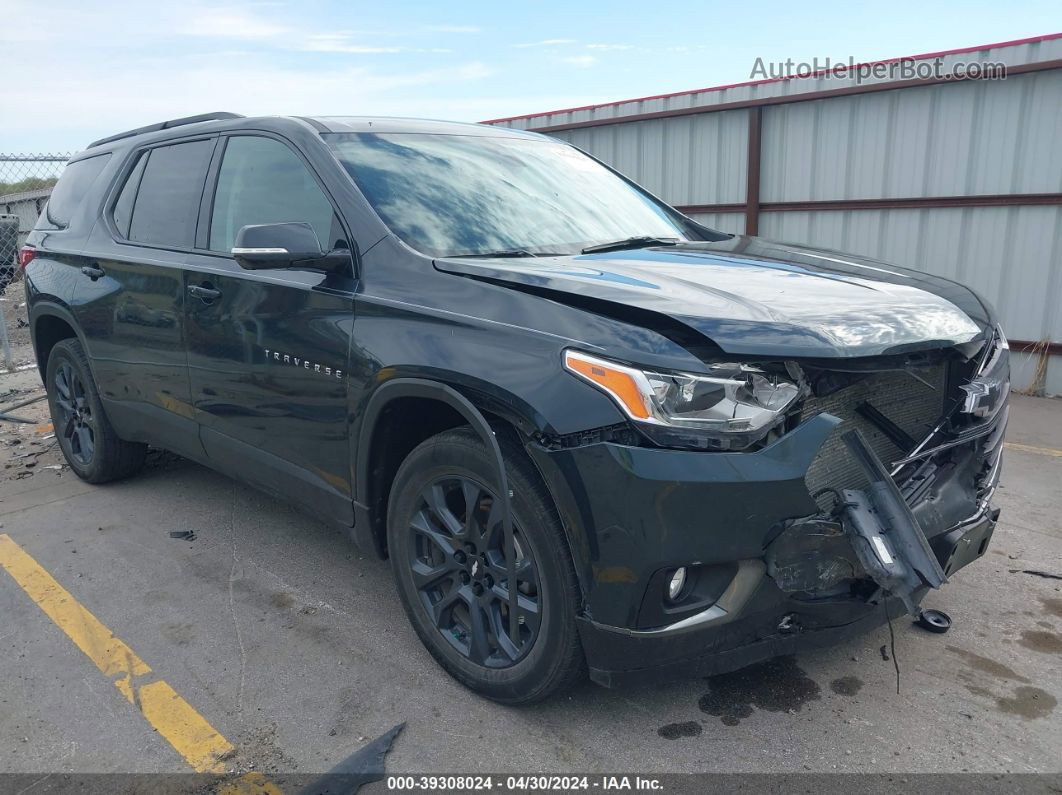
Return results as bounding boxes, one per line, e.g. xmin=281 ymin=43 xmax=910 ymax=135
xmin=802 ymin=366 xmax=948 ymax=507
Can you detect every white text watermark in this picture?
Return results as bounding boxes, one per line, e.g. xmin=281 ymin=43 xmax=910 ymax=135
xmin=749 ymin=56 xmax=1007 ymax=84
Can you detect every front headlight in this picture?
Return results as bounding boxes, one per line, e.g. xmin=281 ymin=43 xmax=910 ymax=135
xmin=564 ymin=350 xmax=803 ymax=450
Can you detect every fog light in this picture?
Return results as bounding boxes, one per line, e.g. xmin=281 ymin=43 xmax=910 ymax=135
xmin=667 ymin=567 xmax=687 ymax=601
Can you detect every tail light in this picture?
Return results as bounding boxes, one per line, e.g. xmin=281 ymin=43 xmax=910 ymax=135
xmin=18 ymin=246 xmax=36 ymax=270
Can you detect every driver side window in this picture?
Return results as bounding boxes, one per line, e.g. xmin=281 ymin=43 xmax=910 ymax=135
xmin=209 ymin=136 xmax=341 ymax=253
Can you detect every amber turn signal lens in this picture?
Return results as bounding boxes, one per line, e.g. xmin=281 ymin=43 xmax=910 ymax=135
xmin=564 ymin=351 xmax=651 ymax=420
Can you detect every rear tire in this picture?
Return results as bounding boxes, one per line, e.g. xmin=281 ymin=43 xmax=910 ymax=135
xmin=46 ymin=338 xmax=147 ymax=483
xmin=387 ymin=427 xmax=585 ymax=704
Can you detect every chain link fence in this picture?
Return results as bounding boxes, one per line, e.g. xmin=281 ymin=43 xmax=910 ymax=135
xmin=1 ymin=154 xmax=71 ymax=368
xmin=1 ymin=153 xmax=71 ymax=286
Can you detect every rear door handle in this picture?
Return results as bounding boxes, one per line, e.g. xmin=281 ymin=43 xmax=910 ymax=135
xmin=80 ymin=265 xmax=105 ymax=280
xmin=187 ymin=284 xmax=221 ymax=301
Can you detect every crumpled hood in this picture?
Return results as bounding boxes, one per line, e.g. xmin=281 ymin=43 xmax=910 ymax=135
xmin=435 ymin=235 xmax=991 ymax=358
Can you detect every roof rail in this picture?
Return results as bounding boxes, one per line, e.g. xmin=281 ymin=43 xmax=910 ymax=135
xmin=87 ymin=112 xmax=245 ymax=149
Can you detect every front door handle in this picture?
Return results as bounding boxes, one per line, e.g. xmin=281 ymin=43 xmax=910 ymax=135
xmin=80 ymin=265 xmax=105 ymax=280
xmin=187 ymin=284 xmax=221 ymax=301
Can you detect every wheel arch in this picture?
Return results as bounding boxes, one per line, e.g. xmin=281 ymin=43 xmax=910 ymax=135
xmin=353 ymin=379 xmax=512 ymax=556
xmin=29 ymin=302 xmax=89 ymax=385
xmin=354 ymin=378 xmax=567 ymax=569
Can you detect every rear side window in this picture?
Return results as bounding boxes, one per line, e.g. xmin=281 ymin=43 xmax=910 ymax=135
xmin=36 ymin=153 xmax=111 ymax=230
xmin=111 ymin=152 xmax=147 ymax=238
xmin=208 ymin=136 xmax=339 ymax=252
xmin=127 ymin=139 xmax=214 ymax=248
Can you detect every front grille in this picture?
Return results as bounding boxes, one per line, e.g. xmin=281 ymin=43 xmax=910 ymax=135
xmin=803 ymin=366 xmax=947 ymax=508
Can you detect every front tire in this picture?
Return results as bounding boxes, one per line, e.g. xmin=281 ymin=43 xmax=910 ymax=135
xmin=387 ymin=427 xmax=585 ymax=704
xmin=46 ymin=338 xmax=146 ymax=483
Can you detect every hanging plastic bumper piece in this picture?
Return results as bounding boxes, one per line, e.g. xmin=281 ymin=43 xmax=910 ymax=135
xmin=840 ymin=429 xmax=947 ymax=615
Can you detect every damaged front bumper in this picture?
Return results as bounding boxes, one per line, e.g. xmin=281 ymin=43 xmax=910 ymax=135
xmin=526 ymin=334 xmax=1009 ymax=688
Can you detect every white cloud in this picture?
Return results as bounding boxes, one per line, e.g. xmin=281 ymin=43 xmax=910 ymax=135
xmin=443 ymin=94 xmax=616 ymax=122
xmin=423 ymin=25 xmax=481 ymax=34
xmin=297 ymin=33 xmax=455 ymax=54
xmin=0 ymin=2 xmax=478 ymax=55
xmin=175 ymin=7 xmax=472 ymax=54
xmin=586 ymin=43 xmax=633 ymax=51
xmin=0 ymin=0 xmax=98 ymax=42
xmin=298 ymin=34 xmax=405 ymax=54
xmin=178 ymin=5 xmax=290 ymax=39
xmin=2 ymin=53 xmax=494 ymax=149
xmin=560 ymin=55 xmax=598 ymax=68
xmin=515 ymin=38 xmax=578 ymax=48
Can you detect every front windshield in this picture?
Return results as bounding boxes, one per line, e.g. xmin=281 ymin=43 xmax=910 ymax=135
xmin=324 ymin=132 xmax=692 ymax=257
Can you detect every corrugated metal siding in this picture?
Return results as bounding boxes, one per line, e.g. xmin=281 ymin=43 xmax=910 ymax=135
xmin=0 ymin=190 xmax=51 ymax=251
xmin=491 ymin=37 xmax=1062 ymax=394
xmin=1011 ymin=350 xmax=1062 ymax=396
xmin=553 ymin=109 xmax=749 ymax=207
xmin=685 ymin=211 xmax=746 ymax=234
xmin=760 ymin=71 xmax=1062 ymax=201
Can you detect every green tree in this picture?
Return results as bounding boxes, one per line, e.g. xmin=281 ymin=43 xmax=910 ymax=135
xmin=0 ymin=176 xmax=58 ymax=195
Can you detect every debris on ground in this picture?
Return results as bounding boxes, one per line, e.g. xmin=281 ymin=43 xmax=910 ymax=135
xmin=294 ymin=723 xmax=405 ymax=795
xmin=1011 ymin=569 xmax=1062 ymax=581
xmin=0 ymin=301 xmax=63 ymax=481
xmin=915 ymin=609 xmax=952 ymax=634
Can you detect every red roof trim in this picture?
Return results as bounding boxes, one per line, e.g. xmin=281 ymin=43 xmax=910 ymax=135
xmin=480 ymin=32 xmax=1062 ymax=124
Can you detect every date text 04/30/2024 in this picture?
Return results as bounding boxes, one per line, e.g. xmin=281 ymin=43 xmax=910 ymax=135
xmin=386 ymin=775 xmax=664 ymax=791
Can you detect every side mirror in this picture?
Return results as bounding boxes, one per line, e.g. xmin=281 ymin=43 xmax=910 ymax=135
xmin=232 ymin=222 xmax=349 ymax=273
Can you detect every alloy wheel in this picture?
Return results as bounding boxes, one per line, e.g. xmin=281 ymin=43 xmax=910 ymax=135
xmin=53 ymin=361 xmax=96 ymax=466
xmin=407 ymin=476 xmax=541 ymax=668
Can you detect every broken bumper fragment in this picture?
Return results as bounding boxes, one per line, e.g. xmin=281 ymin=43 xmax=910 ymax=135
xmin=840 ymin=429 xmax=946 ymax=615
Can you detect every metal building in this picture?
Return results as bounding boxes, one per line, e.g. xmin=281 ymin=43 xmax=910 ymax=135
xmin=484 ymin=33 xmax=1062 ymax=395
xmin=1 ymin=187 xmax=52 ymax=254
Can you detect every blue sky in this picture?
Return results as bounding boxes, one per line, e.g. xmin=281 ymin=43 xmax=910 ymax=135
xmin=2 ymin=0 xmax=1059 ymax=152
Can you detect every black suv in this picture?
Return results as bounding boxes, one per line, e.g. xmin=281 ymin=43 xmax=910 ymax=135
xmin=23 ymin=112 xmax=1009 ymax=703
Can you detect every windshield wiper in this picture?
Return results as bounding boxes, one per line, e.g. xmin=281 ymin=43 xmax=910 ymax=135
xmin=445 ymin=249 xmax=539 ymax=258
xmin=581 ymin=236 xmax=680 ymax=254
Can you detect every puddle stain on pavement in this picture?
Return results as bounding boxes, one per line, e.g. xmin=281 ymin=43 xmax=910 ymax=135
xmin=947 ymin=645 xmax=1057 ymax=721
xmin=697 ymin=656 xmax=821 ymax=726
xmin=270 ymin=591 xmax=296 ymax=609
xmin=1040 ymin=597 xmax=1062 ymax=620
xmin=1018 ymin=629 xmax=1062 ymax=655
xmin=657 ymin=721 xmax=702 ymax=740
xmin=829 ymin=675 xmax=864 ymax=696
xmin=945 ymin=645 xmax=1031 ymax=682
xmin=964 ymin=684 xmax=1057 ymax=721
xmin=161 ymin=622 xmax=196 ymax=647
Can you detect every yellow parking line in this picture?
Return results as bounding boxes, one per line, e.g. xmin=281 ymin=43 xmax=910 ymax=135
xmin=1004 ymin=441 xmax=1062 ymax=458
xmin=0 ymin=533 xmax=235 ymax=773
